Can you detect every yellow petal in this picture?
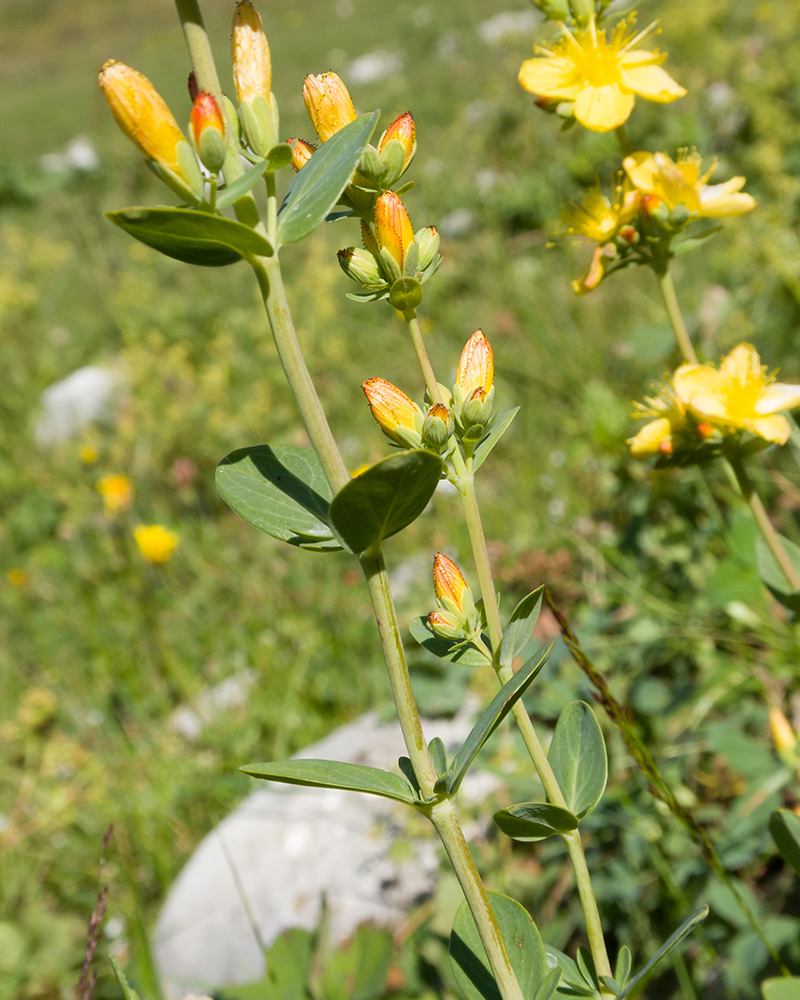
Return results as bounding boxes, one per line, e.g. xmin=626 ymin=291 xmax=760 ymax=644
xmin=755 ymin=382 xmax=800 ymax=415
xmin=698 ymin=190 xmax=757 ymax=217
xmin=574 ymin=84 xmax=635 ymax=132
xmin=573 ymin=245 xmax=607 ymax=295
xmin=518 ymin=56 xmax=581 ymax=100
xmin=744 ymin=415 xmax=792 ymax=444
xmin=673 ymin=365 xmax=727 ymax=418
xmin=619 ymin=62 xmax=686 ymax=102
xmin=629 ymin=417 xmax=671 ymax=458
xmin=623 ymin=151 xmax=659 ymax=192
xmin=720 ymin=343 xmax=761 ymax=383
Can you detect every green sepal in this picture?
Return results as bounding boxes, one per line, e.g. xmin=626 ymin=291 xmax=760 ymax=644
xmin=447 ymin=644 xmax=553 ymax=795
xmin=548 ymin=701 xmax=608 ymax=819
xmin=498 ymin=586 xmax=544 ymax=667
xmin=402 ymin=240 xmax=419 ymax=278
xmin=408 ymin=615 xmax=491 ymax=667
xmin=240 ymin=759 xmax=418 ymax=805
xmin=450 ymin=892 xmax=549 ymax=1000
xmin=493 ymin=801 xmax=580 ymax=841
xmin=379 ymin=138 xmax=406 ymax=187
xmin=379 ymin=247 xmax=403 ymax=283
xmin=388 ymin=276 xmax=423 ymax=310
xmin=394 ymin=180 xmax=415 ymax=196
xmin=472 ymin=407 xmax=519 ymax=471
xmin=107 ymin=206 xmax=273 ymax=266
xmin=278 ymin=111 xmax=379 ymax=245
xmin=770 ymin=809 xmax=800 ymax=876
xmin=328 ymin=449 xmax=443 ymax=554
xmin=215 ymin=444 xmax=340 ymax=551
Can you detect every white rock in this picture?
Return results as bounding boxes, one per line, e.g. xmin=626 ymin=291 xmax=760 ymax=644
xmin=35 ymin=366 xmax=120 ymax=446
xmin=40 ymin=136 xmax=99 ymax=174
xmin=345 ymin=50 xmax=403 ymax=85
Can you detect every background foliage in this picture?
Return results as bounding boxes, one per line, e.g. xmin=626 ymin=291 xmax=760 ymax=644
xmin=2 ymin=0 xmax=800 ymax=997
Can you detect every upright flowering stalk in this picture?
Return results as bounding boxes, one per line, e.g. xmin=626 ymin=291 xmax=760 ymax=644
xmin=232 ymin=0 xmax=279 ymax=155
xmin=98 ymin=61 xmax=204 ymax=201
xmin=518 ymin=17 xmax=685 ymax=132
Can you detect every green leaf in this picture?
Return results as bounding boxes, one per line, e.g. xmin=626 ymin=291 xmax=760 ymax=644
xmin=614 ymin=946 xmax=632 ymax=987
xmin=671 ymin=226 xmax=721 ymax=256
xmin=226 ymin=928 xmax=314 ymax=1000
xmin=448 ymin=645 xmax=553 ymax=795
xmin=770 ymin=809 xmax=800 ymax=876
xmin=323 ymin=925 xmax=394 ymax=1000
xmin=493 ymin=801 xmax=580 ymax=842
xmin=408 ymin=615 xmax=491 ymax=668
xmin=429 ymin=736 xmax=448 ymax=776
xmin=215 ymin=158 xmax=270 ymax=209
xmin=216 ymin=445 xmax=341 ymax=551
xmin=762 ymin=977 xmax=800 ymax=1000
xmin=449 ymin=892 xmax=548 ymax=1000
xmin=472 ymin=408 xmax=519 ymax=471
xmin=498 ymin=587 xmax=544 ymax=668
xmin=110 ymin=958 xmax=142 ymax=1000
xmin=620 ymin=907 xmax=708 ymax=997
xmin=277 ymin=112 xmax=379 ymax=245
xmin=328 ymin=449 xmax=443 ymax=554
xmin=756 ymin=534 xmax=800 ymax=616
xmin=533 ymin=968 xmax=562 ymax=1000
xmin=240 ymin=759 xmax=417 ymax=805
xmin=106 ymin=206 xmax=273 ymax=266
xmin=543 ymin=946 xmax=592 ymax=996
xmin=548 ymin=701 xmax=608 ymax=819
xmin=266 ymin=142 xmax=295 ymax=172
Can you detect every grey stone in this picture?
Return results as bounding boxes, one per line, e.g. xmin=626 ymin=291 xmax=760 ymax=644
xmin=35 ymin=366 xmax=120 ymax=446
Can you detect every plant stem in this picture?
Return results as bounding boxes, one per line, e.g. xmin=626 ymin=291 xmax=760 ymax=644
xmin=729 ymin=455 xmax=800 ymax=591
xmin=657 ymin=269 xmax=698 ymax=365
xmin=615 ymin=125 xmax=631 ymax=157
xmin=404 ymin=309 xmax=442 ymax=404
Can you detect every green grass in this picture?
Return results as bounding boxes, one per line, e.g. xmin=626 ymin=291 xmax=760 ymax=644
xmin=3 ymin=1 xmax=800 ymax=998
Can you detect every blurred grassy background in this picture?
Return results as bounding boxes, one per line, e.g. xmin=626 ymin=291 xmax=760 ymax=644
xmin=3 ymin=0 xmax=800 ymax=997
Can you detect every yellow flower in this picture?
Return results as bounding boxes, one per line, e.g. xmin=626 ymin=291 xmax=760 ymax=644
xmin=303 ymin=73 xmax=356 ymax=143
xmin=562 ymin=175 xmax=640 ymax=244
xmin=80 ymin=444 xmax=99 ymax=464
xmin=134 ymin=524 xmax=179 ymax=564
xmin=362 ymin=378 xmax=424 ymax=447
xmin=97 ymin=474 xmax=134 ymax=516
xmin=518 ymin=16 xmax=685 ymax=133
xmin=673 ymin=344 xmax=800 ymax=445
xmin=624 ymin=149 xmax=757 ymax=218
xmin=7 ymin=568 xmax=30 ymax=589
xmin=628 ymin=381 xmax=689 ymax=459
xmin=99 ymin=61 xmax=188 ymax=178
xmin=231 ymin=1 xmax=272 ymax=103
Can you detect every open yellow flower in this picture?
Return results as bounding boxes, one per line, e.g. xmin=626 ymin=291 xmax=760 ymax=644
xmin=518 ymin=17 xmax=685 ymax=133
xmin=97 ymin=474 xmax=134 ymax=516
xmin=134 ymin=524 xmax=180 ymax=564
xmin=562 ymin=175 xmax=640 ymax=243
xmin=628 ymin=381 xmax=689 ymax=459
xmin=673 ymin=344 xmax=800 ymax=445
xmin=624 ymin=149 xmax=757 ymax=218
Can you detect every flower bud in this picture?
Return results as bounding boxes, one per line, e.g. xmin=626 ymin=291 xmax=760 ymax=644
xmin=415 ymin=226 xmax=440 ymax=271
xmin=461 ymin=387 xmax=494 ymax=428
xmin=427 ymin=609 xmax=465 ymax=641
xmin=191 ymin=91 xmax=227 ymax=173
xmin=532 ymin=0 xmax=571 ymax=18
xmin=423 ymin=404 xmax=454 ymax=448
xmin=456 ymin=330 xmax=494 ymax=397
xmin=378 ymin=112 xmax=416 ymax=184
xmin=433 ymin=553 xmax=469 ymax=615
xmin=337 ymin=247 xmax=383 ymax=286
xmin=640 ymin=193 xmax=665 ymax=220
xmin=288 ymin=137 xmax=317 ymax=172
xmin=618 ymin=225 xmax=638 ymax=245
xmin=232 ymin=3 xmax=278 ymax=155
xmin=374 ymin=191 xmax=415 ymax=271
xmin=770 ymin=707 xmax=797 ymax=754
xmin=362 ymin=378 xmax=424 ymax=447
xmin=303 ymin=73 xmax=356 ymax=143
xmin=99 ymin=60 xmax=203 ymax=200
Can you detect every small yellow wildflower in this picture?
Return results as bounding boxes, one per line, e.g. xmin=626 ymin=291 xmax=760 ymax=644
xmin=134 ymin=524 xmax=180 ymax=564
xmin=80 ymin=444 xmax=99 ymax=464
xmin=562 ymin=176 xmax=640 ymax=244
xmin=7 ymin=568 xmax=30 ymax=589
xmin=97 ymin=474 xmax=134 ymax=516
xmin=624 ymin=149 xmax=757 ymax=218
xmin=673 ymin=344 xmax=800 ymax=444
xmin=628 ymin=380 xmax=689 ymax=459
xmin=518 ymin=16 xmax=685 ymax=133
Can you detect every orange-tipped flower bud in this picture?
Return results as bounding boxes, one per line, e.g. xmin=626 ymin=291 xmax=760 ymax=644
xmin=618 ymin=225 xmax=637 ymax=245
xmin=191 ymin=91 xmax=226 ymax=172
xmin=379 ymin=111 xmax=416 ymax=179
xmin=770 ymin=707 xmax=797 ymax=754
xmin=696 ymin=421 xmax=715 ymax=439
xmin=362 ymin=378 xmax=424 ymax=447
xmin=99 ymin=60 xmax=189 ymax=179
xmin=427 ymin=609 xmax=465 ymax=641
xmin=640 ymin=193 xmax=663 ymax=218
xmin=232 ymin=1 xmax=272 ymax=102
xmin=423 ymin=403 xmax=454 ymax=449
xmin=289 ymin=137 xmax=317 ymax=172
xmin=374 ymin=191 xmax=415 ymax=270
xmin=658 ymin=437 xmax=674 ymax=455
xmin=303 ymin=73 xmax=356 ymax=143
xmin=456 ymin=330 xmax=494 ymax=396
xmin=337 ymin=247 xmax=383 ymax=286
xmin=433 ymin=553 xmax=469 ymax=614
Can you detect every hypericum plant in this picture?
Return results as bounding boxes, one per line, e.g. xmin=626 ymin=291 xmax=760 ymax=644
xmin=101 ymin=1 xmax=800 ymax=998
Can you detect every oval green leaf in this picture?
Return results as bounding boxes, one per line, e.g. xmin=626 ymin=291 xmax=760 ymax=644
xmin=762 ymin=978 xmax=800 ymax=1000
xmin=473 ymin=407 xmax=519 ymax=471
xmin=106 ymin=206 xmax=273 ymax=266
xmin=408 ymin=615 xmax=491 ymax=668
xmin=450 ymin=892 xmax=548 ymax=1000
xmin=493 ymin=801 xmax=580 ymax=842
xmin=498 ymin=586 xmax=544 ymax=668
xmin=216 ymin=444 xmax=341 ymax=551
xmin=328 ymin=449 xmax=443 ymax=554
xmin=240 ymin=759 xmax=417 ymax=805
xmin=770 ymin=809 xmax=800 ymax=876
xmin=548 ymin=701 xmax=608 ymax=819
xmin=277 ymin=112 xmax=379 ymax=245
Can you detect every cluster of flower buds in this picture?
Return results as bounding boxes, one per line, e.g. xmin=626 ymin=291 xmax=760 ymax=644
xmin=338 ymin=191 xmax=441 ymax=308
xmin=427 ymin=554 xmax=486 ymax=645
xmin=630 ymin=344 xmax=800 ymax=461
xmin=362 ymin=378 xmax=455 ymax=453
xmin=291 ymin=73 xmax=417 ymax=216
